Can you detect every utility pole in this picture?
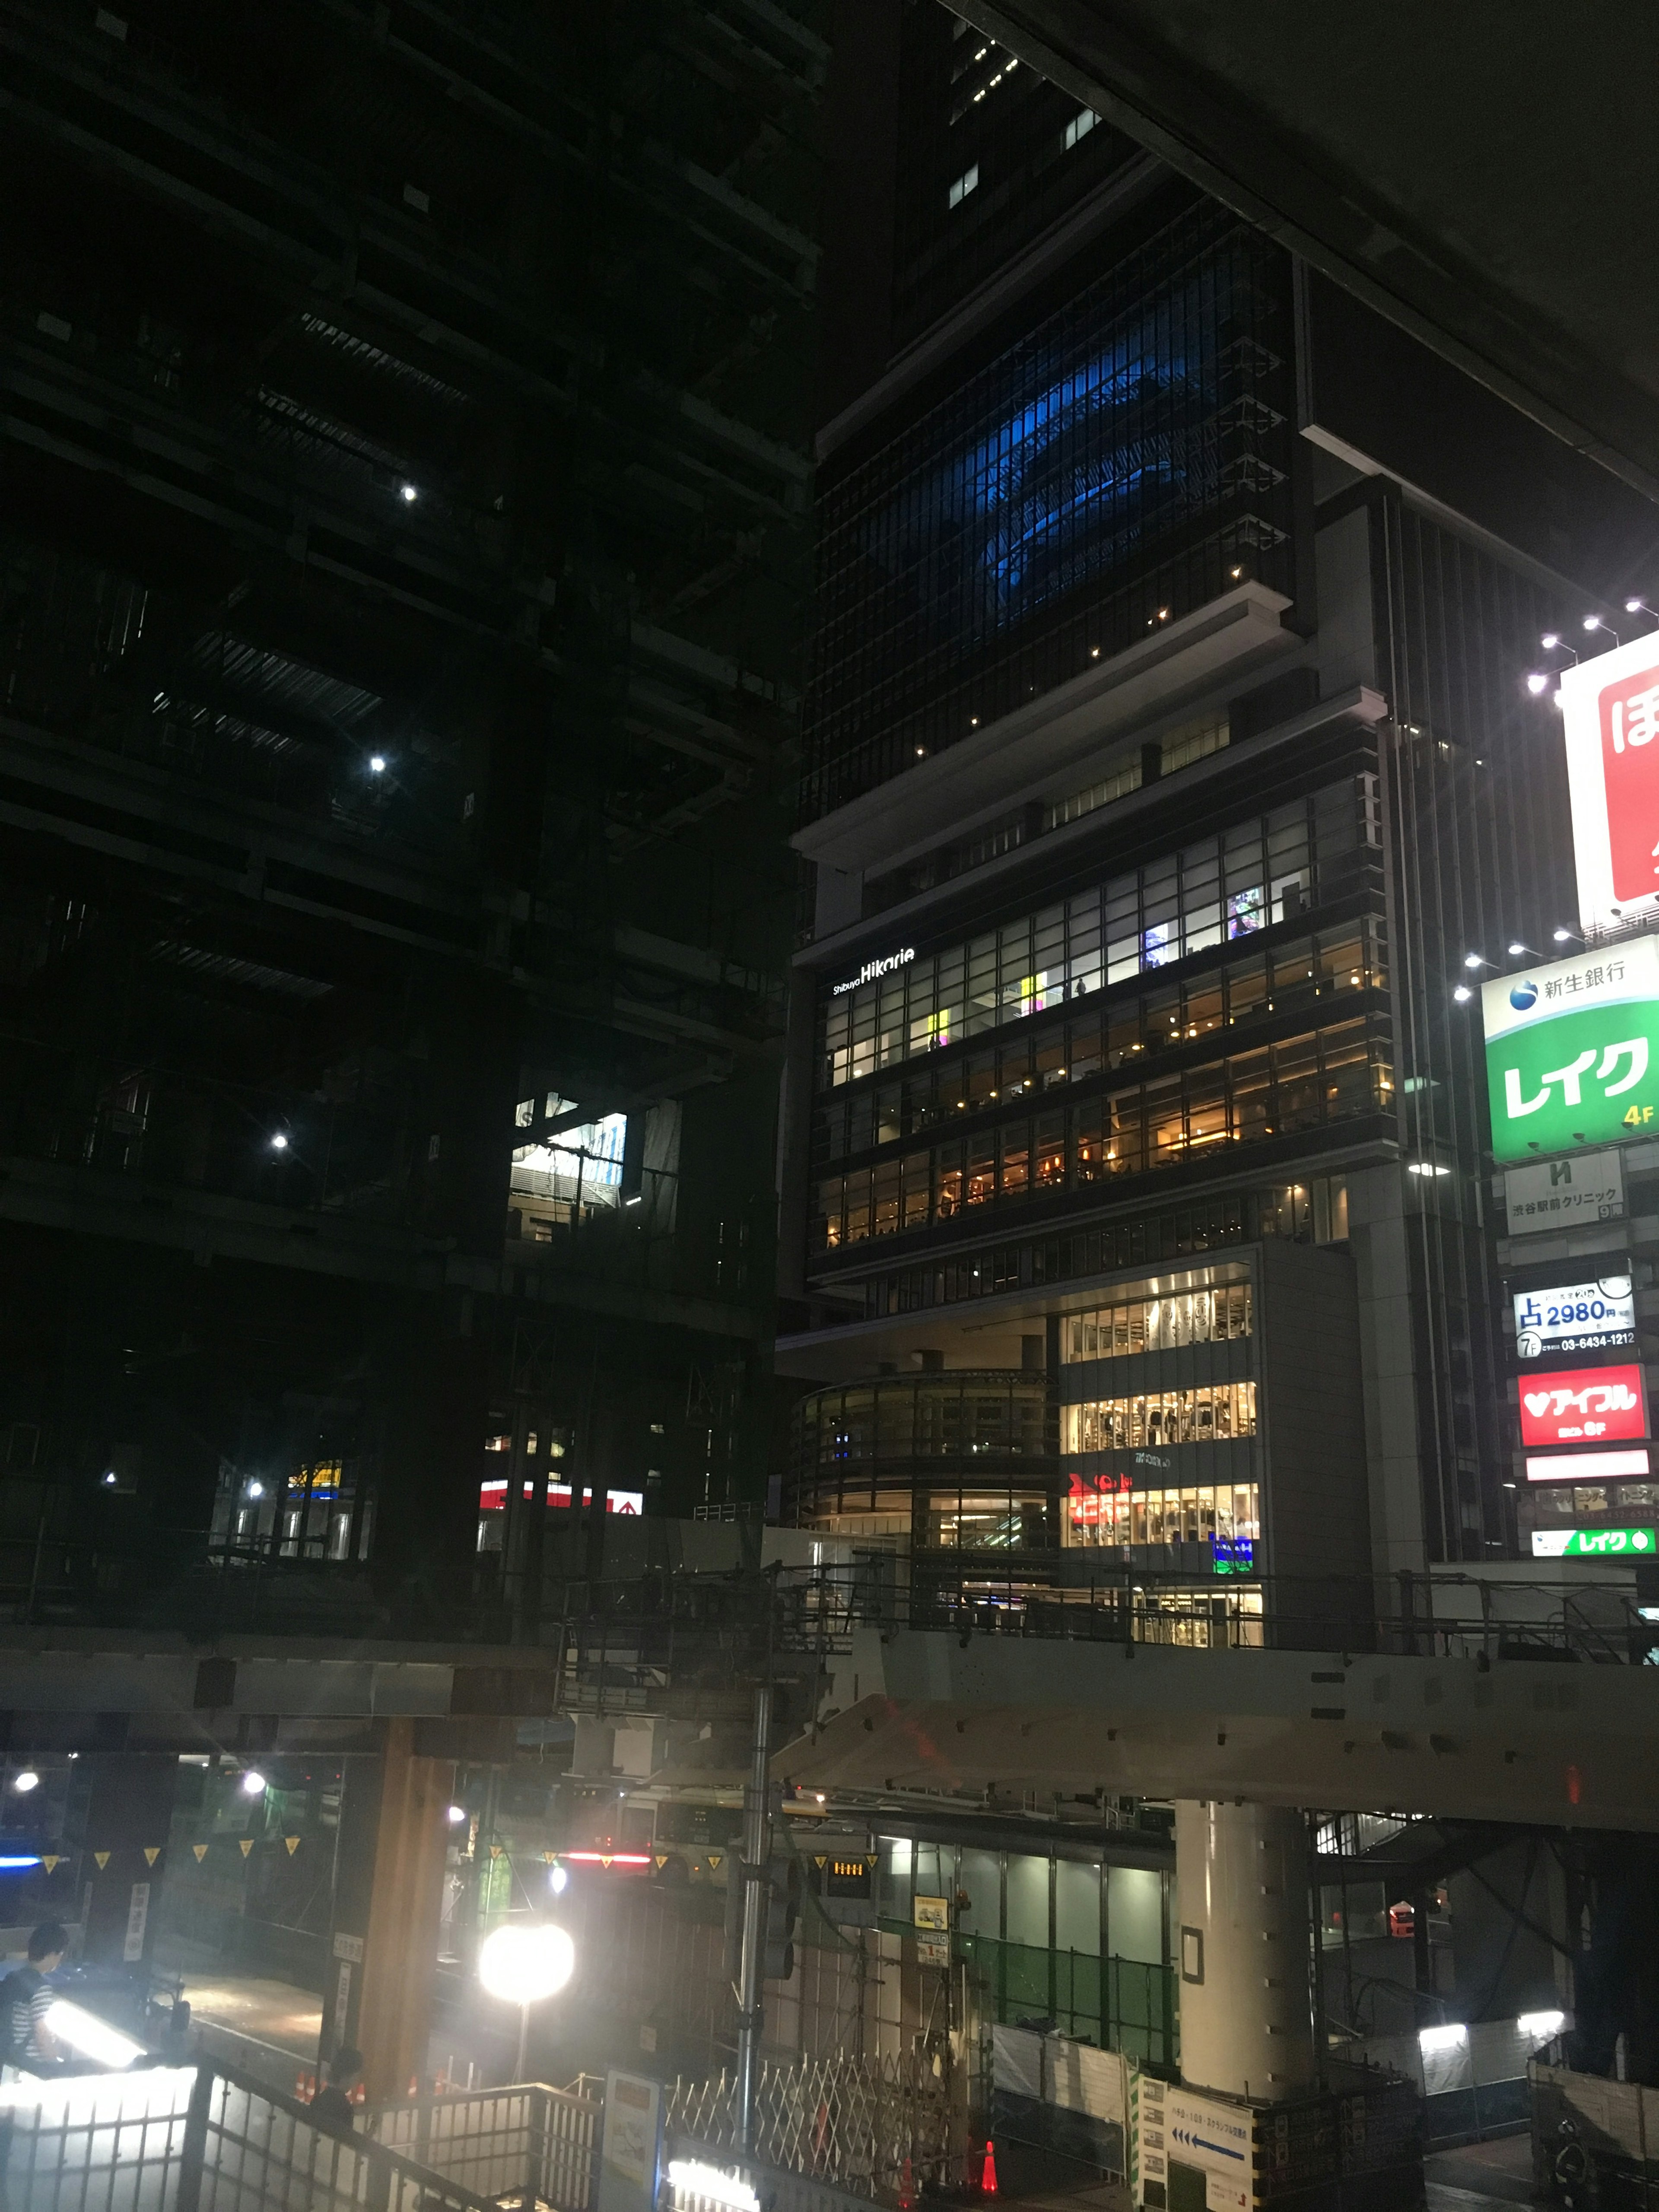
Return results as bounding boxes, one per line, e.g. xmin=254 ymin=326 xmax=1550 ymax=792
xmin=735 ymin=1684 xmax=772 ymax=2154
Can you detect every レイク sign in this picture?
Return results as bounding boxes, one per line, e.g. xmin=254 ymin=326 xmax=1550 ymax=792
xmin=1532 ymin=1526 xmax=1657 ymax=1558
xmin=1482 ymin=937 xmax=1659 ymax=1162
xmin=1561 ymin=633 xmax=1659 ymax=933
xmin=1517 ymin=1362 xmax=1647 ymax=1449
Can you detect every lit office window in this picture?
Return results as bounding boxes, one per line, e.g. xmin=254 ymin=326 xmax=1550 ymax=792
xmin=1064 ymin=1480 xmax=1259 ymax=1549
xmin=1063 ymin=1285 xmax=1252 ymax=1360
xmin=1063 ymin=1382 xmax=1256 ymax=1452
xmin=947 ymin=164 xmax=980 ymax=209
xmin=1064 ymin=108 xmax=1096 ymax=150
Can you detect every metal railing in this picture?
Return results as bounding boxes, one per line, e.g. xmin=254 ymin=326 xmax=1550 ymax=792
xmin=0 ymin=2057 xmax=500 ymax=2212
xmin=768 ymin=1558 xmax=1659 ymax=1667
xmin=364 ymin=2079 xmax=599 ymax=2210
xmin=6 ymin=1542 xmax=1659 ymax=1674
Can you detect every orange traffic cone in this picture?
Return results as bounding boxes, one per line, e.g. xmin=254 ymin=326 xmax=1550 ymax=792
xmin=981 ymin=2140 xmax=998 ymax=2196
xmin=899 ymin=2156 xmax=914 ymax=2210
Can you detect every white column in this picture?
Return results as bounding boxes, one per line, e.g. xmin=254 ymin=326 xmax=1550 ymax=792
xmin=1174 ymin=1800 xmax=1315 ymax=2101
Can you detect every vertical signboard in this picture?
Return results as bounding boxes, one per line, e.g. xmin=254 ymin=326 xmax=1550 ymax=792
xmin=598 ymin=2070 xmax=662 ymax=2212
xmin=1561 ymin=635 xmax=1659 ymax=934
xmin=1482 ymin=938 xmax=1659 ymax=1162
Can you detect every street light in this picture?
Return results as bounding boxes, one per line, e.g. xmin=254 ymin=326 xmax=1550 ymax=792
xmin=477 ymin=1921 xmax=575 ymax=2082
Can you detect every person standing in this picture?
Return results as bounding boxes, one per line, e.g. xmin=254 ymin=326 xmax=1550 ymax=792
xmin=4 ymin=1924 xmax=67 ymax=2068
xmin=310 ymin=2047 xmax=364 ymax=2132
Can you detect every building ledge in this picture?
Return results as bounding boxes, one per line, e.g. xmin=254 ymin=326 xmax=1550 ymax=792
xmin=794 ymin=582 xmax=1295 ymax=878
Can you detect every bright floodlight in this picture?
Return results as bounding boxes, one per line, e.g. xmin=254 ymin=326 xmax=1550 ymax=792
xmin=1519 ymin=2009 xmax=1565 ymax=2039
xmin=448 ymin=1804 xmax=467 ymax=1824
xmin=11 ymin=1771 xmax=38 ymax=1794
xmin=400 ymin=483 xmax=417 ymax=504
xmin=1585 ymin=614 xmax=1603 ymax=631
xmin=1628 ymin=599 xmax=1644 ymax=614
xmin=44 ymin=2002 xmax=144 ymax=2070
xmin=270 ymin=1133 xmax=288 ymax=1151
xmin=369 ymin=754 xmax=387 ymax=774
xmin=240 ymin=1770 xmax=267 ymax=1797
xmin=477 ymin=1922 xmax=575 ymax=2007
xmin=1507 ymin=943 xmax=1526 ymax=956
xmin=1526 ymin=672 xmax=1548 ymax=695
xmin=667 ymin=2164 xmax=760 ymax=2212
xmin=1554 ymin=927 xmax=1572 ymax=941
xmin=1418 ymin=2022 xmax=1467 ymax=2053
xmin=247 ymin=1480 xmax=264 ymax=1500
xmin=1541 ymin=632 xmax=1560 ymax=648
xmin=548 ymin=1862 xmax=568 ymax=1895
xmin=1462 ymin=953 xmax=1482 ymax=969
xmin=1452 ymin=985 xmax=1472 ymax=1003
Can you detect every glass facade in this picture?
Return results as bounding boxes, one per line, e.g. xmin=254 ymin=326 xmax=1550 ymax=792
xmin=1064 ymin=1478 xmax=1259 ymax=1551
xmin=1063 ymin=1381 xmax=1256 ymax=1453
xmin=819 ymin=781 xmax=1363 ymax=1090
xmin=788 ymin=1369 xmax=1054 ymax=1548
xmin=804 ymin=201 xmax=1297 ymax=819
xmin=875 ymin=1833 xmax=1174 ymax=2061
xmin=814 ymin=1016 xmax=1387 ymax=1250
xmin=1063 ymin=1284 xmax=1251 ymax=1360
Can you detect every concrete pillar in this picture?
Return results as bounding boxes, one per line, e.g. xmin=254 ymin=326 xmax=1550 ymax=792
xmin=65 ymin=1755 xmax=179 ymax=1971
xmin=324 ymin=1721 xmax=454 ymax=2101
xmin=1175 ymin=1800 xmax=1315 ymax=2101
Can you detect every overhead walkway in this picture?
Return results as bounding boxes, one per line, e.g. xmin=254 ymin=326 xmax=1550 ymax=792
xmin=778 ymin=1625 xmax=1659 ymax=1832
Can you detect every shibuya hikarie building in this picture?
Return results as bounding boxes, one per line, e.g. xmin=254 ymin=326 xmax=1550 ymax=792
xmin=775 ymin=1 xmax=1659 ymax=1640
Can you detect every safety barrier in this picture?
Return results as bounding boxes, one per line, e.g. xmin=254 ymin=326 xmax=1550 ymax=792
xmin=365 ymin=2079 xmax=600 ymax=2210
xmin=0 ymin=2059 xmax=499 ymax=2212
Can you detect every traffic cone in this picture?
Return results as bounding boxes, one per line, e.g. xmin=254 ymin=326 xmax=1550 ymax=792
xmin=981 ymin=2140 xmax=998 ymax=2196
xmin=899 ymin=2156 xmax=914 ymax=2210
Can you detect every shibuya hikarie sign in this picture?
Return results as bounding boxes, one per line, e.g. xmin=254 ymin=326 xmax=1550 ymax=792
xmin=1483 ymin=935 xmax=1659 ymax=1163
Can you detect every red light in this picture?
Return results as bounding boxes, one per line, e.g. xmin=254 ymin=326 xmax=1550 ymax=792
xmin=564 ymin=1850 xmax=652 ymax=1868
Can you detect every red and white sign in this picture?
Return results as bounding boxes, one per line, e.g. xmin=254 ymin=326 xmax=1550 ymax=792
xmin=479 ymin=1479 xmax=642 ymax=1515
xmin=1561 ymin=635 xmax=1659 ymax=931
xmin=1526 ymin=1446 xmax=1652 ymax=1483
xmin=1518 ymin=1363 xmax=1647 ymax=1449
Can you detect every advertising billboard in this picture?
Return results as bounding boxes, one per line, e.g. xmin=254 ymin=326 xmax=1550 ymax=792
xmin=1483 ymin=937 xmax=1659 ymax=1162
xmin=1503 ymin=1149 xmax=1625 ymax=1233
xmin=1517 ymin=1363 xmax=1647 ymax=1449
xmin=1513 ymin=1275 xmax=1635 ymax=1358
xmin=1561 ymin=634 xmax=1659 ymax=934
xmin=1526 ymin=1446 xmax=1652 ymax=1483
xmin=1532 ymin=1526 xmax=1657 ymax=1559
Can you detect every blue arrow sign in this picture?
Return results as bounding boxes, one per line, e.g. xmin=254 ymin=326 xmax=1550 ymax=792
xmin=1171 ymin=2124 xmax=1246 ymax=2164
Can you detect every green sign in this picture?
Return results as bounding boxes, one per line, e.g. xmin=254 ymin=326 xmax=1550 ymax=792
xmin=1483 ymin=935 xmax=1659 ymax=1163
xmin=1532 ymin=1526 xmax=1656 ymax=1559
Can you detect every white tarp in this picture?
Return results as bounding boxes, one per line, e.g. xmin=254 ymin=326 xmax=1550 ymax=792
xmin=991 ymin=2026 xmax=1043 ymax=2101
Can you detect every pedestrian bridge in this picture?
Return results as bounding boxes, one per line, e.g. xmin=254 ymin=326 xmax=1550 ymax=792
xmin=779 ymin=1626 xmax=1659 ymax=1832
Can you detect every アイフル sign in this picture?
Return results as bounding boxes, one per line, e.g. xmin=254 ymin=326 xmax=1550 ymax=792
xmin=1484 ymin=938 xmax=1659 ymax=1163
xmin=1561 ymin=634 xmax=1659 ymax=934
xmin=1517 ymin=1363 xmax=1647 ymax=1449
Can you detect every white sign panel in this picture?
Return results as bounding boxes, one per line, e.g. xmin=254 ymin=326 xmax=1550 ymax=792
xmin=1514 ymin=1275 xmax=1635 ymax=1358
xmin=598 ymin=2071 xmax=662 ymax=2212
xmin=1527 ymin=1447 xmax=1652 ymax=1483
xmin=1163 ymin=2087 xmax=1253 ymax=2212
xmin=1503 ymin=1148 xmax=1625 ymax=1235
xmin=1561 ymin=633 xmax=1659 ymax=934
